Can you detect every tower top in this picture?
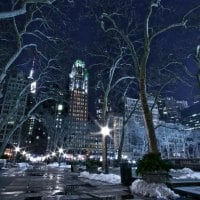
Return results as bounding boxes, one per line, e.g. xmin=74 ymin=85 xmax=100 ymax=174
xmin=75 ymin=59 xmax=85 ymax=68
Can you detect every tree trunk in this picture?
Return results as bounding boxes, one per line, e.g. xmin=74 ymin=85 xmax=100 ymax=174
xmin=117 ymin=118 xmax=125 ymax=164
xmin=139 ymin=48 xmax=159 ymax=153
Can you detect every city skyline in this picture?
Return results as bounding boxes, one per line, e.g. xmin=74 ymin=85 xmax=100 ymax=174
xmin=0 ymin=0 xmax=199 ymax=160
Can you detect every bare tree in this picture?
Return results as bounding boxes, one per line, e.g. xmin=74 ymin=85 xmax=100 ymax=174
xmin=0 ymin=0 xmax=76 ymax=156
xmin=40 ymin=110 xmax=69 ymax=152
xmin=0 ymin=57 xmax=65 ymax=157
xmin=0 ymin=0 xmax=65 ymax=89
xmin=91 ymin=0 xmax=200 ymax=155
xmin=0 ymin=0 xmax=56 ymax=19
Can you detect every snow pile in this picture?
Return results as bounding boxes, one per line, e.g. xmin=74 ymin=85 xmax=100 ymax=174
xmin=47 ymin=162 xmax=59 ymax=168
xmin=79 ymin=171 xmax=121 ymax=184
xmin=18 ymin=162 xmax=32 ymax=170
xmin=59 ymin=163 xmax=71 ymax=169
xmin=170 ymin=168 xmax=200 ymax=180
xmin=130 ymin=179 xmax=179 ymax=200
xmin=170 ymin=168 xmax=193 ymax=174
xmin=47 ymin=162 xmax=71 ymax=169
xmin=47 ymin=162 xmax=59 ymax=167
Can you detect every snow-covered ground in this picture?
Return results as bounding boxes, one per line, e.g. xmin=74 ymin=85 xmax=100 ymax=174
xmin=79 ymin=171 xmax=179 ymax=199
xmin=5 ymin=162 xmax=199 ymax=199
xmin=47 ymin=162 xmax=71 ymax=169
xmin=79 ymin=171 xmax=121 ymax=184
xmin=1 ymin=162 xmax=33 ymax=176
xmin=79 ymin=167 xmax=200 ymax=199
xmin=170 ymin=168 xmax=200 ymax=180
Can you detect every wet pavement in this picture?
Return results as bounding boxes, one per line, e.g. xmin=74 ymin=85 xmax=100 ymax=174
xmin=0 ymin=164 xmax=131 ymax=200
xmin=0 ymin=164 xmax=199 ymax=200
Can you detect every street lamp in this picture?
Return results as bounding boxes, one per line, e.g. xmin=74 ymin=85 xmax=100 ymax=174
xmin=58 ymin=148 xmax=64 ymax=154
xmin=58 ymin=147 xmax=64 ymax=165
xmin=101 ymin=125 xmax=111 ymax=174
xmin=52 ymin=152 xmax=56 ymax=157
xmin=14 ymin=146 xmax=20 ymax=163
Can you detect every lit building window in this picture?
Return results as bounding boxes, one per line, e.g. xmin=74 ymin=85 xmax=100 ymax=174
xmin=58 ymin=104 xmax=63 ymax=111
xmin=30 ymin=81 xmax=36 ymax=93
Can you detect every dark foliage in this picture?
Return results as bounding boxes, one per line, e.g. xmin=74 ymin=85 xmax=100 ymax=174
xmin=136 ymin=153 xmax=174 ymax=176
xmin=86 ymin=159 xmax=101 ymax=168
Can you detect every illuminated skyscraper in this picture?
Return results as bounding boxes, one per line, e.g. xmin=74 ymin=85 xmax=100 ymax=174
xmin=23 ymin=58 xmax=47 ymax=154
xmin=26 ymin=58 xmax=37 ymax=138
xmin=66 ymin=60 xmax=89 ymax=153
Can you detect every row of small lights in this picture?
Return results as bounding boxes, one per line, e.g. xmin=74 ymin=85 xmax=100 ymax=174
xmin=13 ymin=125 xmax=111 ymax=163
xmin=14 ymin=146 xmax=86 ymax=162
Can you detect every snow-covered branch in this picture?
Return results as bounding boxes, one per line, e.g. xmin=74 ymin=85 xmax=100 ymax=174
xmin=150 ymin=21 xmax=187 ymax=42
xmin=0 ymin=6 xmax=26 ymax=19
xmin=100 ymin=13 xmax=139 ymax=72
xmin=0 ymin=0 xmax=56 ymax=19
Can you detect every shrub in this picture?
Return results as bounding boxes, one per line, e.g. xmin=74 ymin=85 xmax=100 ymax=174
xmin=86 ymin=159 xmax=101 ymax=169
xmin=136 ymin=153 xmax=173 ymax=176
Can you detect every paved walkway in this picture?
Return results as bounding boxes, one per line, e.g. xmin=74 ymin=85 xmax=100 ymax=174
xmin=0 ymin=166 xmax=132 ymax=200
xmin=173 ymin=186 xmax=200 ymax=199
xmin=1 ymin=166 xmax=199 ymax=199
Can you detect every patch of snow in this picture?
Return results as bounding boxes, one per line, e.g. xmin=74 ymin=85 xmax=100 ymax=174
xmin=18 ymin=162 xmax=30 ymax=168
xmin=59 ymin=163 xmax=71 ymax=169
xmin=47 ymin=162 xmax=59 ymax=167
xmin=173 ymin=172 xmax=200 ymax=180
xmin=79 ymin=171 xmax=121 ymax=184
xmin=17 ymin=162 xmax=32 ymax=171
xmin=130 ymin=179 xmax=179 ymax=199
xmin=170 ymin=168 xmax=193 ymax=174
xmin=170 ymin=168 xmax=200 ymax=180
xmin=47 ymin=162 xmax=71 ymax=169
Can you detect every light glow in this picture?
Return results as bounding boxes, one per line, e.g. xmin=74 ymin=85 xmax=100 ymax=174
xmin=15 ymin=146 xmax=20 ymax=152
xmin=22 ymin=150 xmax=26 ymax=156
xmin=58 ymin=104 xmax=63 ymax=111
xmin=30 ymin=81 xmax=36 ymax=93
xmin=58 ymin=148 xmax=64 ymax=154
xmin=101 ymin=126 xmax=111 ymax=137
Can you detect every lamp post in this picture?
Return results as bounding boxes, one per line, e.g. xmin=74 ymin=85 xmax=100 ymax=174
xmin=14 ymin=146 xmax=20 ymax=163
xmin=101 ymin=126 xmax=110 ymax=174
xmin=58 ymin=147 xmax=64 ymax=166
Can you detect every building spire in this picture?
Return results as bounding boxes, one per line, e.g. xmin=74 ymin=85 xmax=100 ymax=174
xmin=28 ymin=57 xmax=35 ymax=80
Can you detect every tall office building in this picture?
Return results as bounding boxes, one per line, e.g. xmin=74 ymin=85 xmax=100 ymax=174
xmin=111 ymin=115 xmax=123 ymax=155
xmin=0 ymin=70 xmax=28 ymax=147
xmin=157 ymin=96 xmax=188 ymax=123
xmin=22 ymin=58 xmax=48 ymax=154
xmin=66 ymin=60 xmax=89 ymax=153
xmin=26 ymin=58 xmax=37 ymax=137
xmin=181 ymin=101 xmax=200 ymax=130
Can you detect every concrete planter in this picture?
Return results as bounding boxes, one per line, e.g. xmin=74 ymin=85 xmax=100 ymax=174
xmin=71 ymin=164 xmax=79 ymax=172
xmin=87 ymin=166 xmax=98 ymax=173
xmin=143 ymin=171 xmax=169 ymax=183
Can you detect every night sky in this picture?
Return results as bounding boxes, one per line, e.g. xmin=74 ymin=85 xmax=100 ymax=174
xmin=0 ymin=0 xmax=200 ymax=112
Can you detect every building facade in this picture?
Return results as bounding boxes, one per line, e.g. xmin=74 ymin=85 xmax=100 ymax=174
xmin=66 ymin=60 xmax=89 ymax=153
xmin=111 ymin=115 xmax=123 ymax=157
xmin=0 ymin=70 xmax=28 ymax=148
xmin=157 ymin=96 xmax=188 ymax=123
xmin=124 ymin=96 xmax=159 ymax=160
